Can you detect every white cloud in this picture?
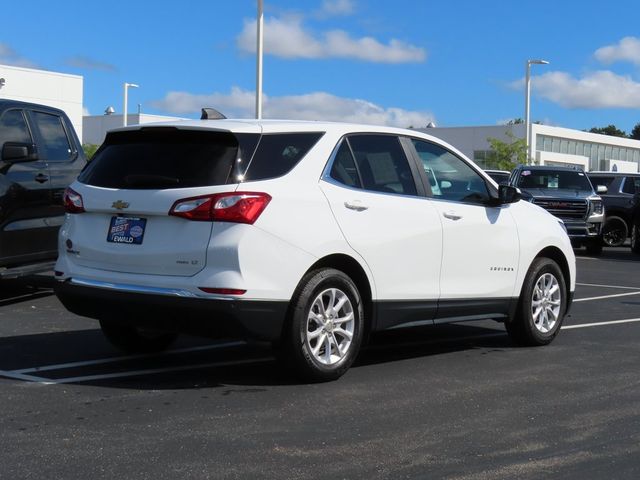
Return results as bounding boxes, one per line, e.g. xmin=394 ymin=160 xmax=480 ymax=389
xmin=66 ymin=55 xmax=117 ymax=72
xmin=318 ymin=0 xmax=356 ymax=17
xmin=0 ymin=43 xmax=38 ymax=68
xmin=151 ymin=86 xmax=435 ymax=128
xmin=513 ymin=70 xmax=640 ymax=109
xmin=595 ymin=36 xmax=640 ymax=65
xmin=237 ymin=16 xmax=425 ymax=63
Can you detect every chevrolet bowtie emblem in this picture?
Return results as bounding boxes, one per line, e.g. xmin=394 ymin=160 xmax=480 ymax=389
xmin=112 ymin=200 xmax=130 ymax=210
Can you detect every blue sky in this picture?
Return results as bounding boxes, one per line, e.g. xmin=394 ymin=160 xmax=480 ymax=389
xmin=3 ymin=0 xmax=640 ymax=132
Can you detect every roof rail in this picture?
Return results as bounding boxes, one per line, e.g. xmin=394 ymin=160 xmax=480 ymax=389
xmin=201 ymin=107 xmax=226 ymax=120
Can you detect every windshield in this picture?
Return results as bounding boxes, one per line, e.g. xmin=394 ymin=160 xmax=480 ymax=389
xmin=517 ymin=169 xmax=593 ymax=191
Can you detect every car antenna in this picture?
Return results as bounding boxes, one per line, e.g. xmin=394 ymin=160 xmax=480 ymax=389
xmin=201 ymin=107 xmax=227 ymax=120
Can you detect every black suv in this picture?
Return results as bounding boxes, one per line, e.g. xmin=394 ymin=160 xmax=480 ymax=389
xmin=0 ymin=100 xmax=86 ymax=278
xmin=587 ymin=172 xmax=640 ymax=248
xmin=509 ymin=165 xmax=605 ymax=255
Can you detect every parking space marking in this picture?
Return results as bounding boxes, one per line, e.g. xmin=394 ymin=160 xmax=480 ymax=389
xmin=562 ymin=318 xmax=640 ymax=330
xmin=573 ymin=291 xmax=640 ymax=303
xmin=11 ymin=340 xmax=246 ymax=375
xmin=33 ymin=357 xmax=274 ymax=385
xmin=0 ymin=370 xmax=49 ymax=383
xmin=576 ymin=282 xmax=640 ymax=290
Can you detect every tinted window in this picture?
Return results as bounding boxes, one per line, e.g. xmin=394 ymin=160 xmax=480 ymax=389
xmin=588 ymin=176 xmax=615 ymax=189
xmin=517 ymin=169 xmax=592 ymax=191
xmin=412 ymin=139 xmax=489 ymax=204
xmin=0 ymin=109 xmax=33 ymax=146
xmin=347 ymin=135 xmax=417 ymax=195
xmin=329 ymin=140 xmax=361 ymax=188
xmin=242 ymin=133 xmax=323 ymax=181
xmin=622 ymin=176 xmax=640 ymax=195
xmin=32 ymin=111 xmax=72 ymax=161
xmin=80 ymin=129 xmax=251 ymax=189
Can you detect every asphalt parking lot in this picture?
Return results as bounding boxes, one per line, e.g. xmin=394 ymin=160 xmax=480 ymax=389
xmin=1 ymin=248 xmax=640 ymax=479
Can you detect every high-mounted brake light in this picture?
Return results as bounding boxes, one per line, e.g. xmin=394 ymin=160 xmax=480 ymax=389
xmin=169 ymin=192 xmax=271 ymax=224
xmin=63 ymin=187 xmax=85 ymax=213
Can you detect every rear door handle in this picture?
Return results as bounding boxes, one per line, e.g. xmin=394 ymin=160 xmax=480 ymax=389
xmin=344 ymin=200 xmax=368 ymax=212
xmin=443 ymin=211 xmax=462 ymax=221
xmin=35 ymin=173 xmax=49 ymax=183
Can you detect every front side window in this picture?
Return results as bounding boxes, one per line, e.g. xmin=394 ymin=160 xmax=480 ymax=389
xmin=0 ymin=109 xmax=33 ymax=147
xmin=31 ymin=111 xmax=73 ymax=162
xmin=346 ymin=134 xmax=417 ymax=196
xmin=412 ymin=139 xmax=490 ymax=204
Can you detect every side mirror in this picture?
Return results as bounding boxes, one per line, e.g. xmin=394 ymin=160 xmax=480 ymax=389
xmin=596 ymin=185 xmax=607 ymax=194
xmin=498 ymin=184 xmax=522 ymax=204
xmin=2 ymin=142 xmax=38 ymax=162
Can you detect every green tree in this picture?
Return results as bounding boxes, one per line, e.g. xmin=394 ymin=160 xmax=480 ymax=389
xmin=588 ymin=125 xmax=627 ymax=137
xmin=630 ymin=123 xmax=640 ymax=140
xmin=82 ymin=143 xmax=99 ymax=160
xmin=485 ymin=132 xmax=528 ymax=170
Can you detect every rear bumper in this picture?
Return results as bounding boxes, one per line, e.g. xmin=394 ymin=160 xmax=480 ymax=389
xmin=54 ymin=279 xmax=288 ymax=341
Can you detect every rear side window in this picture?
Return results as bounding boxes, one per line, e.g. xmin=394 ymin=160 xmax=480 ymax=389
xmin=80 ymin=129 xmax=251 ymax=189
xmin=622 ymin=177 xmax=640 ymax=195
xmin=0 ymin=109 xmax=33 ymax=146
xmin=32 ymin=111 xmax=73 ymax=162
xmin=242 ymin=133 xmax=323 ymax=182
xmin=347 ymin=134 xmax=417 ymax=195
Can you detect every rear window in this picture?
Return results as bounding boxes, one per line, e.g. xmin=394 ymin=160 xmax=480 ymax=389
xmin=79 ymin=128 xmax=322 ymax=189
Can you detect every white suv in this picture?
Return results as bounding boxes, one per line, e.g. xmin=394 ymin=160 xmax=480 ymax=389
xmin=54 ymin=119 xmax=576 ymax=381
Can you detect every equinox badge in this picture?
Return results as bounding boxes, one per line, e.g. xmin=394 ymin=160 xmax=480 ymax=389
xmin=112 ymin=200 xmax=130 ymax=210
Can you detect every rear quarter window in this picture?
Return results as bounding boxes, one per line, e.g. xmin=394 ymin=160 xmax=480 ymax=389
xmin=242 ymin=132 xmax=323 ymax=182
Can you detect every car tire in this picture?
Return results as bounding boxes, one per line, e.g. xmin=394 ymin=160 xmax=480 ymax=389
xmin=632 ymin=222 xmax=640 ymax=254
xmin=585 ymin=239 xmax=603 ymax=256
xmin=506 ymin=257 xmax=566 ymax=346
xmin=602 ymin=216 xmax=628 ymax=247
xmin=281 ymin=268 xmax=364 ymax=382
xmin=99 ymin=320 xmax=178 ymax=353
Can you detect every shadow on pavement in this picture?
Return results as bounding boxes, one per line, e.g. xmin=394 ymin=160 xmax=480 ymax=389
xmin=0 ymin=322 xmax=512 ymax=390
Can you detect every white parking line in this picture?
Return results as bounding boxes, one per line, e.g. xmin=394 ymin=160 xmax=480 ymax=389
xmin=576 ymin=282 xmax=640 ymax=290
xmin=0 ymin=370 xmax=49 ymax=383
xmin=12 ymin=341 xmax=246 ymax=374
xmin=573 ymin=291 xmax=640 ymax=302
xmin=562 ymin=318 xmax=640 ymax=330
xmin=39 ymin=357 xmax=273 ymax=385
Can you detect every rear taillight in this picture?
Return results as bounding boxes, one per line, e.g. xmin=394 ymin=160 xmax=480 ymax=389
xmin=63 ymin=187 xmax=85 ymax=213
xmin=169 ymin=192 xmax=271 ymax=224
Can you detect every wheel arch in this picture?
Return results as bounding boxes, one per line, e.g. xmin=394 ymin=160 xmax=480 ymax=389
xmin=535 ymin=246 xmax=571 ymax=298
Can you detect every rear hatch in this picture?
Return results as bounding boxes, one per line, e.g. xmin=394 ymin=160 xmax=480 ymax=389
xmin=67 ymin=126 xmax=260 ymax=276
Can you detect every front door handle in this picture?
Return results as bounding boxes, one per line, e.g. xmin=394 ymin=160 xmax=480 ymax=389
xmin=443 ymin=211 xmax=462 ymax=221
xmin=35 ymin=173 xmax=49 ymax=183
xmin=344 ymin=200 xmax=368 ymax=212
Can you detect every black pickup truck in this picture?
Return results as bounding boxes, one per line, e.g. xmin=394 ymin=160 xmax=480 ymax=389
xmin=509 ymin=165 xmax=605 ymax=255
xmin=0 ymin=100 xmax=86 ymax=278
xmin=587 ymin=172 xmax=640 ymax=248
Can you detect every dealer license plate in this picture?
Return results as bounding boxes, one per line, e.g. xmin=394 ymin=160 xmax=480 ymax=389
xmin=107 ymin=216 xmax=147 ymax=245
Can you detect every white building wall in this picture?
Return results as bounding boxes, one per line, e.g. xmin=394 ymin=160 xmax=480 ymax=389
xmin=0 ymin=64 xmax=83 ymax=140
xmin=422 ymin=123 xmax=640 ymax=172
xmin=83 ymin=113 xmax=188 ymax=145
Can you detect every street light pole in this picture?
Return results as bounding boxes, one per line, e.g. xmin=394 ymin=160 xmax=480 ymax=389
xmin=524 ymin=59 xmax=549 ymax=164
xmin=123 ymin=82 xmax=139 ymax=127
xmin=255 ymin=0 xmax=264 ymax=119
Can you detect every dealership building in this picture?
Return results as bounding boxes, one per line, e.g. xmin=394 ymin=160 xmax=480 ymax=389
xmin=421 ymin=123 xmax=640 ymax=173
xmin=0 ymin=63 xmax=84 ymax=139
